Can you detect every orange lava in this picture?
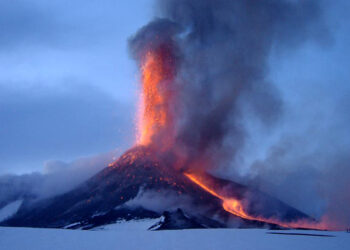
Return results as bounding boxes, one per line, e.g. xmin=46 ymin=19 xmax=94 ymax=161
xmin=184 ymin=172 xmax=254 ymax=220
xmin=185 ymin=172 xmax=329 ymax=230
xmin=136 ymin=48 xmax=174 ymax=147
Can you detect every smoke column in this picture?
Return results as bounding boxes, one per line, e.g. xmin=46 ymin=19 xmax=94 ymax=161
xmin=130 ymin=0 xmax=326 ymax=170
xmin=129 ymin=0 xmax=350 ymax=229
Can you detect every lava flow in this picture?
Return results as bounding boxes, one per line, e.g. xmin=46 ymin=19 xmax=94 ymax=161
xmin=184 ymin=172 xmax=253 ymax=220
xmin=185 ymin=172 xmax=328 ymax=230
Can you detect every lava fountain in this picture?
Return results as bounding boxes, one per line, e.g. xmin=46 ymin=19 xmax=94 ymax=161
xmin=136 ymin=45 xmax=176 ymax=149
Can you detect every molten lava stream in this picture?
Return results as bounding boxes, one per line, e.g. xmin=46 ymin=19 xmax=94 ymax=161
xmin=184 ymin=173 xmax=254 ymax=220
xmin=184 ymin=172 xmax=328 ymax=230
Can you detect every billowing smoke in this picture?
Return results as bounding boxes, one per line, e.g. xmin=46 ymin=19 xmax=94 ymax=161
xmin=243 ymin=95 xmax=350 ymax=229
xmin=130 ymin=0 xmax=327 ymax=170
xmin=129 ymin=0 xmax=350 ymax=229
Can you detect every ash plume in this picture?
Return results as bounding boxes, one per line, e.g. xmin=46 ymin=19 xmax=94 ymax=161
xmin=128 ymin=0 xmax=350 ymax=229
xmin=129 ymin=0 xmax=327 ymax=171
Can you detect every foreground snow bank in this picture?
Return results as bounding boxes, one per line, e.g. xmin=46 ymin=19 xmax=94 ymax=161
xmin=0 ymin=226 xmax=349 ymax=250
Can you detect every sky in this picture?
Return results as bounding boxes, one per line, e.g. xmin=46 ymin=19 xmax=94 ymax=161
xmin=0 ymin=0 xmax=349 ymax=176
xmin=0 ymin=0 xmax=152 ymax=174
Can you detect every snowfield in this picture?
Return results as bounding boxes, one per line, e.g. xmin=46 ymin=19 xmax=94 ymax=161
xmin=0 ymin=224 xmax=349 ymax=250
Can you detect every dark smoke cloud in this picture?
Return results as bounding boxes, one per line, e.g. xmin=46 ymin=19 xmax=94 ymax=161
xmin=129 ymin=0 xmax=350 ymax=228
xmin=162 ymin=0 xmax=327 ymax=169
xmin=130 ymin=0 xmax=327 ymax=168
xmin=129 ymin=18 xmax=181 ymax=62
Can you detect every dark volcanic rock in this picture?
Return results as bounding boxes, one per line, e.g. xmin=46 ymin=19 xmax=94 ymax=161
xmin=149 ymin=208 xmax=226 ymax=230
xmin=149 ymin=209 xmax=205 ymax=230
xmin=1 ymin=146 xmax=314 ymax=229
xmin=2 ymin=146 xmax=223 ymax=228
xmin=72 ymin=207 xmax=161 ymax=230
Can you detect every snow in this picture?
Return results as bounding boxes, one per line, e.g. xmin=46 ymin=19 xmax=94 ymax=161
xmin=63 ymin=222 xmax=81 ymax=229
xmin=93 ymin=218 xmax=160 ymax=231
xmin=0 ymin=226 xmax=349 ymax=250
xmin=0 ymin=200 xmax=22 ymax=222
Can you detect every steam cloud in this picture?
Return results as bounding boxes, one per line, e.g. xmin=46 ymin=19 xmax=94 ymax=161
xmin=130 ymin=0 xmax=349 ymax=228
xmin=123 ymin=189 xmax=195 ymax=213
xmin=0 ymin=151 xmax=118 ymax=209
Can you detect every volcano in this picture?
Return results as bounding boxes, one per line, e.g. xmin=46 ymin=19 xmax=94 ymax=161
xmin=1 ymin=146 xmax=315 ymax=230
xmin=1 ymin=1 xmax=332 ymax=231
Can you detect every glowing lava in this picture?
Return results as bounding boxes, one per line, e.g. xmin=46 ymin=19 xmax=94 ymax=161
xmin=185 ymin=172 xmax=328 ymax=230
xmin=136 ymin=46 xmax=175 ymax=147
xmin=185 ymin=173 xmax=254 ymax=220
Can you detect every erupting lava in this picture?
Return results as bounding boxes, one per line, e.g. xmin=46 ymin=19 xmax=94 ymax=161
xmin=136 ymin=46 xmax=175 ymax=147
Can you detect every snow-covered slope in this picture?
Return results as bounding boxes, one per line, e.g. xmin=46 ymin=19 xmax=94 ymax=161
xmin=0 ymin=200 xmax=22 ymax=222
xmin=0 ymin=226 xmax=348 ymax=250
xmin=94 ymin=218 xmax=160 ymax=231
xmin=2 ymin=147 xmax=313 ymax=230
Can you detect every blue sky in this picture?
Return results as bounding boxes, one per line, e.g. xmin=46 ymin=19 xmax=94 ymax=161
xmin=0 ymin=0 xmax=349 ymax=175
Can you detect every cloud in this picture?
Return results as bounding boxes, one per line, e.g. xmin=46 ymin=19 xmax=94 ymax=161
xmin=0 ymin=0 xmax=152 ymax=51
xmin=0 ymin=0 xmax=69 ymax=50
xmin=0 ymin=83 xmax=133 ymax=174
xmin=0 ymin=150 xmax=120 ymax=209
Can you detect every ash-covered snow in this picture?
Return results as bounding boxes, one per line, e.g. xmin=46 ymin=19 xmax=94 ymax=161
xmin=0 ymin=200 xmax=22 ymax=222
xmin=0 ymin=226 xmax=349 ymax=250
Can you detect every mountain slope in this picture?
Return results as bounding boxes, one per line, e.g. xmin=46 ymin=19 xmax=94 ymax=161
xmin=1 ymin=146 xmax=313 ymax=229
